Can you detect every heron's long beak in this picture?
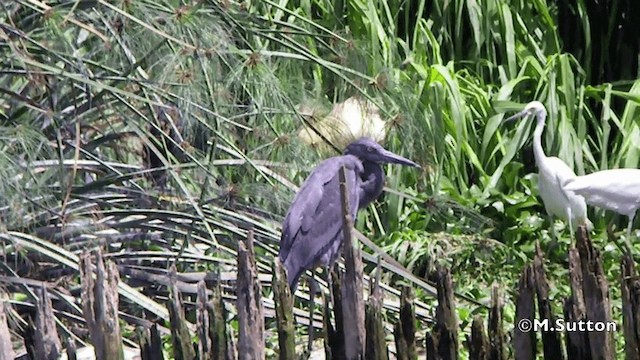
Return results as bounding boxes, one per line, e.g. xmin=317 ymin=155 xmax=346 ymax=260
xmin=380 ymin=149 xmax=420 ymax=168
xmin=503 ymin=109 xmax=530 ymax=124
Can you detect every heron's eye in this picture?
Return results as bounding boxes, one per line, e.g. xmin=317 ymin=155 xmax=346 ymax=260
xmin=367 ymin=146 xmax=374 ymax=152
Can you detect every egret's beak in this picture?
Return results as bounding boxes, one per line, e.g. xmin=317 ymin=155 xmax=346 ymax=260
xmin=380 ymin=149 xmax=421 ymax=168
xmin=503 ymin=109 xmax=530 ymax=124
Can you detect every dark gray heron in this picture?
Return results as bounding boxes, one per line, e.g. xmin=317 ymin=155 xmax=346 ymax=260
xmin=278 ymin=137 xmax=420 ymax=291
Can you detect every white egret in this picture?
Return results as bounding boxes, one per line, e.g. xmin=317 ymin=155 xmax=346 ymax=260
xmin=563 ymin=168 xmax=640 ymax=248
xmin=504 ymin=101 xmax=592 ymax=239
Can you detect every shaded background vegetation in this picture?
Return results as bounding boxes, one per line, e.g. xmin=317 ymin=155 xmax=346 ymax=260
xmin=1 ymin=0 xmax=639 ymax=356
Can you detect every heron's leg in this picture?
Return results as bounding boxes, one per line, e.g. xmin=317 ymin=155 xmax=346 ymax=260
xmin=625 ymin=212 xmax=636 ymax=253
xmin=628 ymin=212 xmax=636 ymax=239
xmin=569 ymin=221 xmax=575 ymax=242
xmin=548 ymin=214 xmax=556 ymax=241
xmin=567 ymin=207 xmax=574 ymax=240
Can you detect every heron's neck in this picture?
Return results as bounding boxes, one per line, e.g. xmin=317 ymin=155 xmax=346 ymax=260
xmin=359 ymin=161 xmax=384 ymax=208
xmin=533 ymin=115 xmax=547 ymax=164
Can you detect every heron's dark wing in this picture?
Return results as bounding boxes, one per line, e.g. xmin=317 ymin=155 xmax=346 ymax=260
xmin=278 ymin=156 xmax=361 ymax=284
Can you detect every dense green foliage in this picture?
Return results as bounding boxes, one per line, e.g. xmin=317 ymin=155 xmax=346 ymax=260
xmin=1 ymin=0 xmax=639 ymax=356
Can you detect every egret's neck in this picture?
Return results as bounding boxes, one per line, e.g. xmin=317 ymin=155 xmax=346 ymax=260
xmin=359 ymin=161 xmax=385 ymax=208
xmin=532 ymin=113 xmax=547 ymax=164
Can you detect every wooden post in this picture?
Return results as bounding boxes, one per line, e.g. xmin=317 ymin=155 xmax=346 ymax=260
xmin=426 ymin=267 xmax=458 ymax=360
xmin=565 ymin=246 xmax=589 ymax=359
xmin=274 ymin=260 xmax=296 ymax=359
xmin=338 ymin=166 xmax=365 ymax=359
xmin=514 ymin=265 xmax=535 ymax=360
xmin=575 ymin=226 xmax=614 ymax=360
xmin=395 ymin=286 xmax=416 ymax=360
xmin=488 ymin=285 xmax=505 ymax=360
xmin=323 ymin=290 xmax=335 ymax=360
xmin=210 ymin=280 xmax=229 ymax=360
xmin=139 ymin=324 xmax=164 ymax=360
xmin=33 ymin=287 xmax=62 ymax=360
xmin=168 ymin=266 xmax=196 ymax=360
xmin=197 ymin=281 xmax=211 ymax=360
xmin=621 ymin=254 xmax=640 ymax=360
xmin=80 ymin=250 xmax=124 ymax=360
xmin=426 ymin=335 xmax=435 ymax=360
xmin=324 ymin=270 xmax=345 ymax=359
xmin=533 ymin=242 xmax=563 ymax=360
xmin=0 ymin=291 xmax=15 ymax=360
xmin=467 ymin=316 xmax=489 ymax=360
xmin=236 ymin=229 xmax=265 ymax=359
xmin=365 ymin=262 xmax=388 ymax=360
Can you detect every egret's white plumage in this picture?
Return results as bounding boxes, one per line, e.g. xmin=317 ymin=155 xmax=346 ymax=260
xmin=564 ymin=168 xmax=640 ymax=239
xmin=505 ymin=101 xmax=592 ymax=237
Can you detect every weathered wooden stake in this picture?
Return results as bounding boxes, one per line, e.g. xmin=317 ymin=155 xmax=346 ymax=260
xmin=565 ymin=246 xmax=589 ymax=359
xmin=210 ymin=280 xmax=229 ymax=360
xmin=274 ymin=259 xmax=296 ymax=359
xmin=0 ymin=290 xmax=15 ymax=360
xmin=80 ymin=250 xmax=124 ymax=360
xmin=575 ymin=226 xmax=614 ymax=360
xmin=427 ymin=267 xmax=458 ymax=360
xmin=139 ymin=324 xmax=164 ymax=360
xmin=622 ymin=254 xmax=640 ymax=360
xmin=488 ymin=284 xmax=505 ymax=360
xmin=514 ymin=265 xmax=535 ymax=360
xmin=436 ymin=268 xmax=458 ymax=360
xmin=533 ymin=242 xmax=563 ymax=360
xmin=338 ymin=166 xmax=365 ymax=359
xmin=395 ymin=286 xmax=416 ymax=360
xmin=236 ymin=229 xmax=265 ymax=359
xmin=467 ymin=316 xmax=489 ymax=360
xmin=33 ymin=287 xmax=61 ymax=360
xmin=324 ymin=270 xmax=345 ymax=359
xmin=365 ymin=266 xmax=388 ymax=360
xmin=397 ymin=326 xmax=413 ymax=360
xmin=168 ymin=266 xmax=196 ymax=360
xmin=197 ymin=281 xmax=212 ymax=360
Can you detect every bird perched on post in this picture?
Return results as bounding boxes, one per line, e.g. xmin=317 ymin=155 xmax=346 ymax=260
xmin=503 ymin=101 xmax=592 ymax=239
xmin=563 ymin=168 xmax=640 ymax=249
xmin=278 ymin=137 xmax=420 ymax=291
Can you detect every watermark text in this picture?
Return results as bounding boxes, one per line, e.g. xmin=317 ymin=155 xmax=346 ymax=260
xmin=517 ymin=318 xmax=617 ymax=333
